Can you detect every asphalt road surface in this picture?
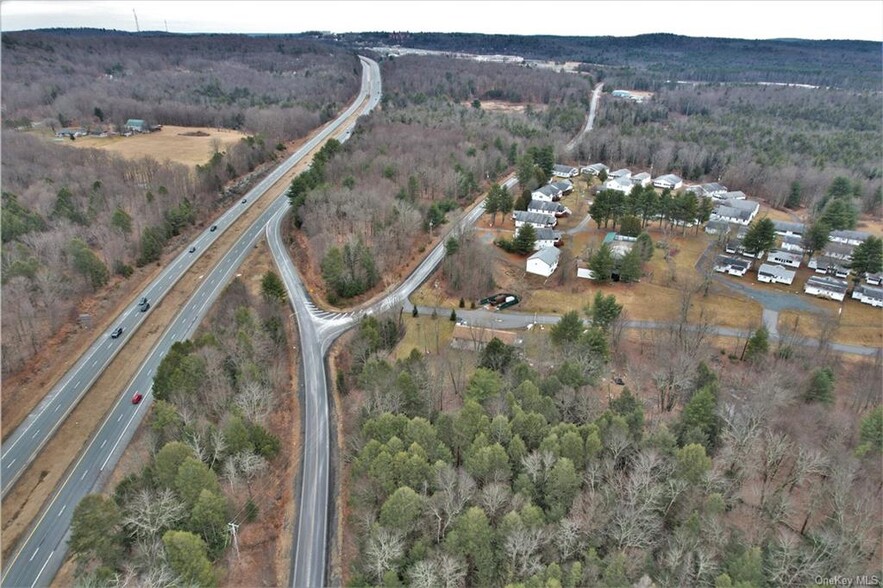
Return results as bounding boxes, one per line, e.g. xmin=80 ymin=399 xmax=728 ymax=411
xmin=1 ymin=55 xmax=379 ymax=588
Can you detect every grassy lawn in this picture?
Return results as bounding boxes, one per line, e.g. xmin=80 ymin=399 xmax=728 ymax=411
xmin=779 ymin=300 xmax=883 ymax=348
xmin=393 ymin=315 xmax=456 ymax=360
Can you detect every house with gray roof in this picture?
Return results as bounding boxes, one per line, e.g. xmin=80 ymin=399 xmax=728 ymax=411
xmin=851 ymin=284 xmax=883 ymax=308
xmin=533 ymin=227 xmax=563 ymax=250
xmin=701 ymin=182 xmax=727 ymax=197
xmin=710 ymin=199 xmax=759 ymax=226
xmin=631 ymin=172 xmax=652 ymax=187
xmin=603 ymin=176 xmax=634 ymax=195
xmin=809 ymin=255 xmax=850 ymax=279
xmin=829 ymin=229 xmax=871 ymax=246
xmin=780 ymin=234 xmax=805 ymax=255
xmin=767 ymin=249 xmax=802 ymax=268
xmin=528 ymin=200 xmax=569 ymax=217
xmin=704 ymin=219 xmax=735 ymax=235
xmin=804 ymin=276 xmax=848 ymax=301
xmin=757 ymin=263 xmax=796 ymax=285
xmin=552 ymin=164 xmax=579 ymax=178
xmin=581 ymin=163 xmax=609 ymax=176
xmin=513 ymin=210 xmax=556 ymax=229
xmin=526 ymin=247 xmax=561 ymax=277
xmin=609 ymin=168 xmax=632 ymax=179
xmin=550 ymin=180 xmax=574 ymax=194
xmin=820 ymin=241 xmax=855 ymax=262
xmin=714 ymin=255 xmax=751 ymax=277
xmin=531 ymin=184 xmax=563 ymax=202
xmin=653 ymin=174 xmax=683 ymax=190
xmin=124 ymin=119 xmax=148 ymax=133
xmin=865 ymin=272 xmax=882 ymax=286
xmin=772 ymin=220 xmax=805 ymax=237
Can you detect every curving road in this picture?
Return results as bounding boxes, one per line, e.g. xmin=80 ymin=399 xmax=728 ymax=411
xmin=1 ymin=55 xmax=380 ymax=588
xmin=566 ymin=82 xmax=604 ymax=152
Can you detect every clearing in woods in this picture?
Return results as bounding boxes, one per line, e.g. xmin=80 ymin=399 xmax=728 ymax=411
xmin=58 ymin=125 xmax=248 ymax=168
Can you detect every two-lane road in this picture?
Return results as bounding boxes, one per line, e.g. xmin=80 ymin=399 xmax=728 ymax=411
xmin=1 ymin=55 xmax=380 ymax=588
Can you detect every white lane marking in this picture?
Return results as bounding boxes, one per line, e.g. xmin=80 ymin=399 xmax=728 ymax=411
xmin=31 ymin=430 xmax=40 ymax=439
xmin=117 ymin=414 xmax=123 ymax=422
xmin=102 ymin=407 xmax=141 ymax=471
xmin=30 ymin=550 xmax=54 ymax=588
xmin=58 ymin=505 xmax=66 ymax=517
xmin=100 ymin=439 xmax=107 ymax=449
xmin=74 ymin=379 xmax=81 ymax=387
xmin=53 ymin=404 xmax=60 ymax=412
xmin=91 ymin=359 xmax=98 ymax=367
xmin=80 ymin=469 xmax=88 ymax=480
xmin=6 ymin=458 xmax=16 ymax=469
xmin=28 ymin=547 xmax=39 ymax=562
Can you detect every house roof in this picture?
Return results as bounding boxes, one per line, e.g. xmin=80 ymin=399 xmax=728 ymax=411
xmin=582 ymin=163 xmax=609 ymax=173
xmin=830 ymin=229 xmax=871 ymax=242
xmin=528 ymin=247 xmax=561 ymax=266
xmin=125 ymin=119 xmax=145 ymax=126
xmin=451 ymin=324 xmax=520 ymax=346
xmin=855 ymin=284 xmax=883 ymax=301
xmin=551 ymin=180 xmax=573 ymax=191
xmin=534 ymin=227 xmax=562 ymax=241
xmin=514 ymin=211 xmax=556 ymax=225
xmin=533 ymin=185 xmax=560 ymax=198
xmin=605 ymin=177 xmax=633 ymax=190
xmin=714 ymin=205 xmax=752 ymax=221
xmin=772 ymin=220 xmax=805 ymax=234
xmin=812 ymin=255 xmax=849 ymax=271
xmin=632 ymin=172 xmax=651 ymax=181
xmin=553 ymin=164 xmax=578 ymax=174
xmin=822 ymin=242 xmax=855 ymax=257
xmin=529 ymin=200 xmax=564 ymax=213
xmin=727 ymin=199 xmax=759 ymax=212
xmin=768 ymin=249 xmax=801 ymax=263
xmin=715 ymin=255 xmax=750 ymax=271
xmin=654 ymin=173 xmax=683 ymax=184
xmin=609 ymin=168 xmax=632 ymax=178
xmin=758 ymin=263 xmax=795 ymax=280
xmin=806 ymin=276 xmax=848 ymax=294
xmin=705 ymin=219 xmax=734 ymax=232
xmin=722 ymin=190 xmax=746 ymax=200
xmin=702 ymin=182 xmax=727 ymax=194
xmin=782 ymin=234 xmax=804 ymax=246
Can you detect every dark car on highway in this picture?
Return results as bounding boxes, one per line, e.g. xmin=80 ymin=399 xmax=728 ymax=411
xmin=210 ymin=225 xmax=218 ymax=232
xmin=111 ymin=327 xmax=123 ymax=339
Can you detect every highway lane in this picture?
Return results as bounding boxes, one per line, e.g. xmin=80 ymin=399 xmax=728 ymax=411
xmin=0 ymin=55 xmax=377 ymax=500
xmin=269 ymin=56 xmax=380 ymax=588
xmin=1 ymin=55 xmax=379 ymax=588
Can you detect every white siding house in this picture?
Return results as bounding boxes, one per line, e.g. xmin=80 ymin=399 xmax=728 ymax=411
xmin=533 ymin=227 xmax=563 ymax=250
xmin=772 ymin=220 xmax=805 ymax=237
xmin=829 ymin=229 xmax=871 ymax=247
xmin=757 ymin=263 xmax=795 ymax=285
xmin=780 ymin=235 xmax=805 ymax=255
xmin=582 ymin=163 xmax=609 ymax=176
xmin=767 ymin=249 xmax=802 ymax=268
xmin=652 ymin=174 xmax=683 ymax=190
xmin=852 ymin=284 xmax=883 ymax=308
xmin=804 ymin=276 xmax=848 ymax=301
xmin=714 ymin=255 xmax=751 ymax=277
xmin=603 ymin=176 xmax=634 ymax=194
xmin=531 ymin=184 xmax=562 ymax=202
xmin=513 ymin=211 xmax=557 ymax=229
xmin=526 ymin=247 xmax=561 ymax=277
xmin=631 ymin=172 xmax=652 ymax=187
xmin=552 ymin=164 xmax=579 ymax=178
xmin=710 ymin=200 xmax=759 ymax=226
xmin=528 ymin=200 xmax=569 ymax=217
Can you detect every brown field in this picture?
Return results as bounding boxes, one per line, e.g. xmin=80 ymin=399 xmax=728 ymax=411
xmin=462 ymin=100 xmax=547 ymax=113
xmin=779 ymin=301 xmax=883 ymax=348
xmin=58 ymin=125 xmax=248 ymax=168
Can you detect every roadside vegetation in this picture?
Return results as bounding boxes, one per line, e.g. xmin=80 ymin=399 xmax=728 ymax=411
xmin=0 ymin=31 xmax=360 ymax=375
xmin=336 ymin=296 xmax=881 ymax=587
xmin=68 ymin=278 xmax=291 ymax=587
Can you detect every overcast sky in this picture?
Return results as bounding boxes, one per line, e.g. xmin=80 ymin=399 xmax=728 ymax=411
xmin=2 ymin=1 xmax=881 ymax=41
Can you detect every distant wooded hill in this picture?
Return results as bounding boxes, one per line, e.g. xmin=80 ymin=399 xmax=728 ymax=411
xmin=342 ymin=32 xmax=881 ymax=90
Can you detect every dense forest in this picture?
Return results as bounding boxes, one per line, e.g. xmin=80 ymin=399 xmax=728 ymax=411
xmin=337 ymin=295 xmax=882 ymax=587
xmin=290 ymin=55 xmax=595 ymax=304
xmin=2 ymin=31 xmax=360 ymax=143
xmin=574 ymin=84 xmax=882 ymax=214
xmin=343 ymin=32 xmax=882 ymax=90
xmin=67 ymin=276 xmax=292 ymax=587
xmin=0 ymin=32 xmax=360 ymax=375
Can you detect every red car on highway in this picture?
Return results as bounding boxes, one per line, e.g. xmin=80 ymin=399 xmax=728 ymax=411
xmin=131 ymin=392 xmax=143 ymax=404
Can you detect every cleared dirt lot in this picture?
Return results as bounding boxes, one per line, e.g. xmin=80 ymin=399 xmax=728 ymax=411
xmin=57 ymin=125 xmax=248 ymax=167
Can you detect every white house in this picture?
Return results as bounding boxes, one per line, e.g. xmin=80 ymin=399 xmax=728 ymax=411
xmin=829 ymin=229 xmax=871 ymax=247
xmin=809 ymin=255 xmax=850 ymax=278
xmin=701 ymin=182 xmax=728 ymax=198
xmin=550 ymin=180 xmax=574 ymax=195
xmin=772 ymin=220 xmax=805 ymax=237
xmin=552 ymin=164 xmax=579 ymax=178
xmin=526 ymin=247 xmax=561 ymax=277
xmin=852 ymin=284 xmax=883 ymax=308
xmin=528 ymin=200 xmax=569 ymax=217
xmin=533 ymin=227 xmax=563 ymax=250
xmin=804 ymin=276 xmax=848 ymax=302
xmin=609 ymin=168 xmax=632 ymax=180
xmin=603 ymin=176 xmax=634 ymax=195
xmin=720 ymin=190 xmax=746 ymax=201
xmin=780 ymin=234 xmax=805 ymax=255
xmin=531 ymin=184 xmax=562 ymax=202
xmin=513 ymin=210 xmax=557 ymax=229
xmin=582 ymin=163 xmax=609 ymax=176
xmin=821 ymin=241 xmax=855 ymax=262
xmin=653 ymin=174 xmax=683 ymax=190
xmin=714 ymin=255 xmax=751 ymax=277
xmin=757 ymin=263 xmax=796 ymax=285
xmin=865 ymin=273 xmax=882 ymax=286
xmin=631 ymin=172 xmax=652 ymax=187
xmin=710 ymin=200 xmax=759 ymax=226
xmin=767 ymin=249 xmax=802 ymax=268
xmin=704 ymin=219 xmax=735 ymax=235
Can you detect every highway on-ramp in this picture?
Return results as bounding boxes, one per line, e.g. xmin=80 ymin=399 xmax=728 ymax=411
xmin=1 ymin=55 xmax=380 ymax=588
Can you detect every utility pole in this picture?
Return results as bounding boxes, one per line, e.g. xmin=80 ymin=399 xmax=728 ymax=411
xmin=132 ymin=9 xmax=140 ymax=33
xmin=228 ymin=521 xmax=240 ymax=559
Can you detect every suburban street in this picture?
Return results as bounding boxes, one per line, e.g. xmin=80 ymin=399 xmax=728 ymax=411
xmin=0 ymin=56 xmax=380 ymax=588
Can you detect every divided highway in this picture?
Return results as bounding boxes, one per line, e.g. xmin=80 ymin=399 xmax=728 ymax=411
xmin=1 ymin=56 xmax=380 ymax=588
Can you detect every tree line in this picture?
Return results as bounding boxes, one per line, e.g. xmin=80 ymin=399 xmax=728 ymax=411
xmin=68 ymin=277 xmax=290 ymax=587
